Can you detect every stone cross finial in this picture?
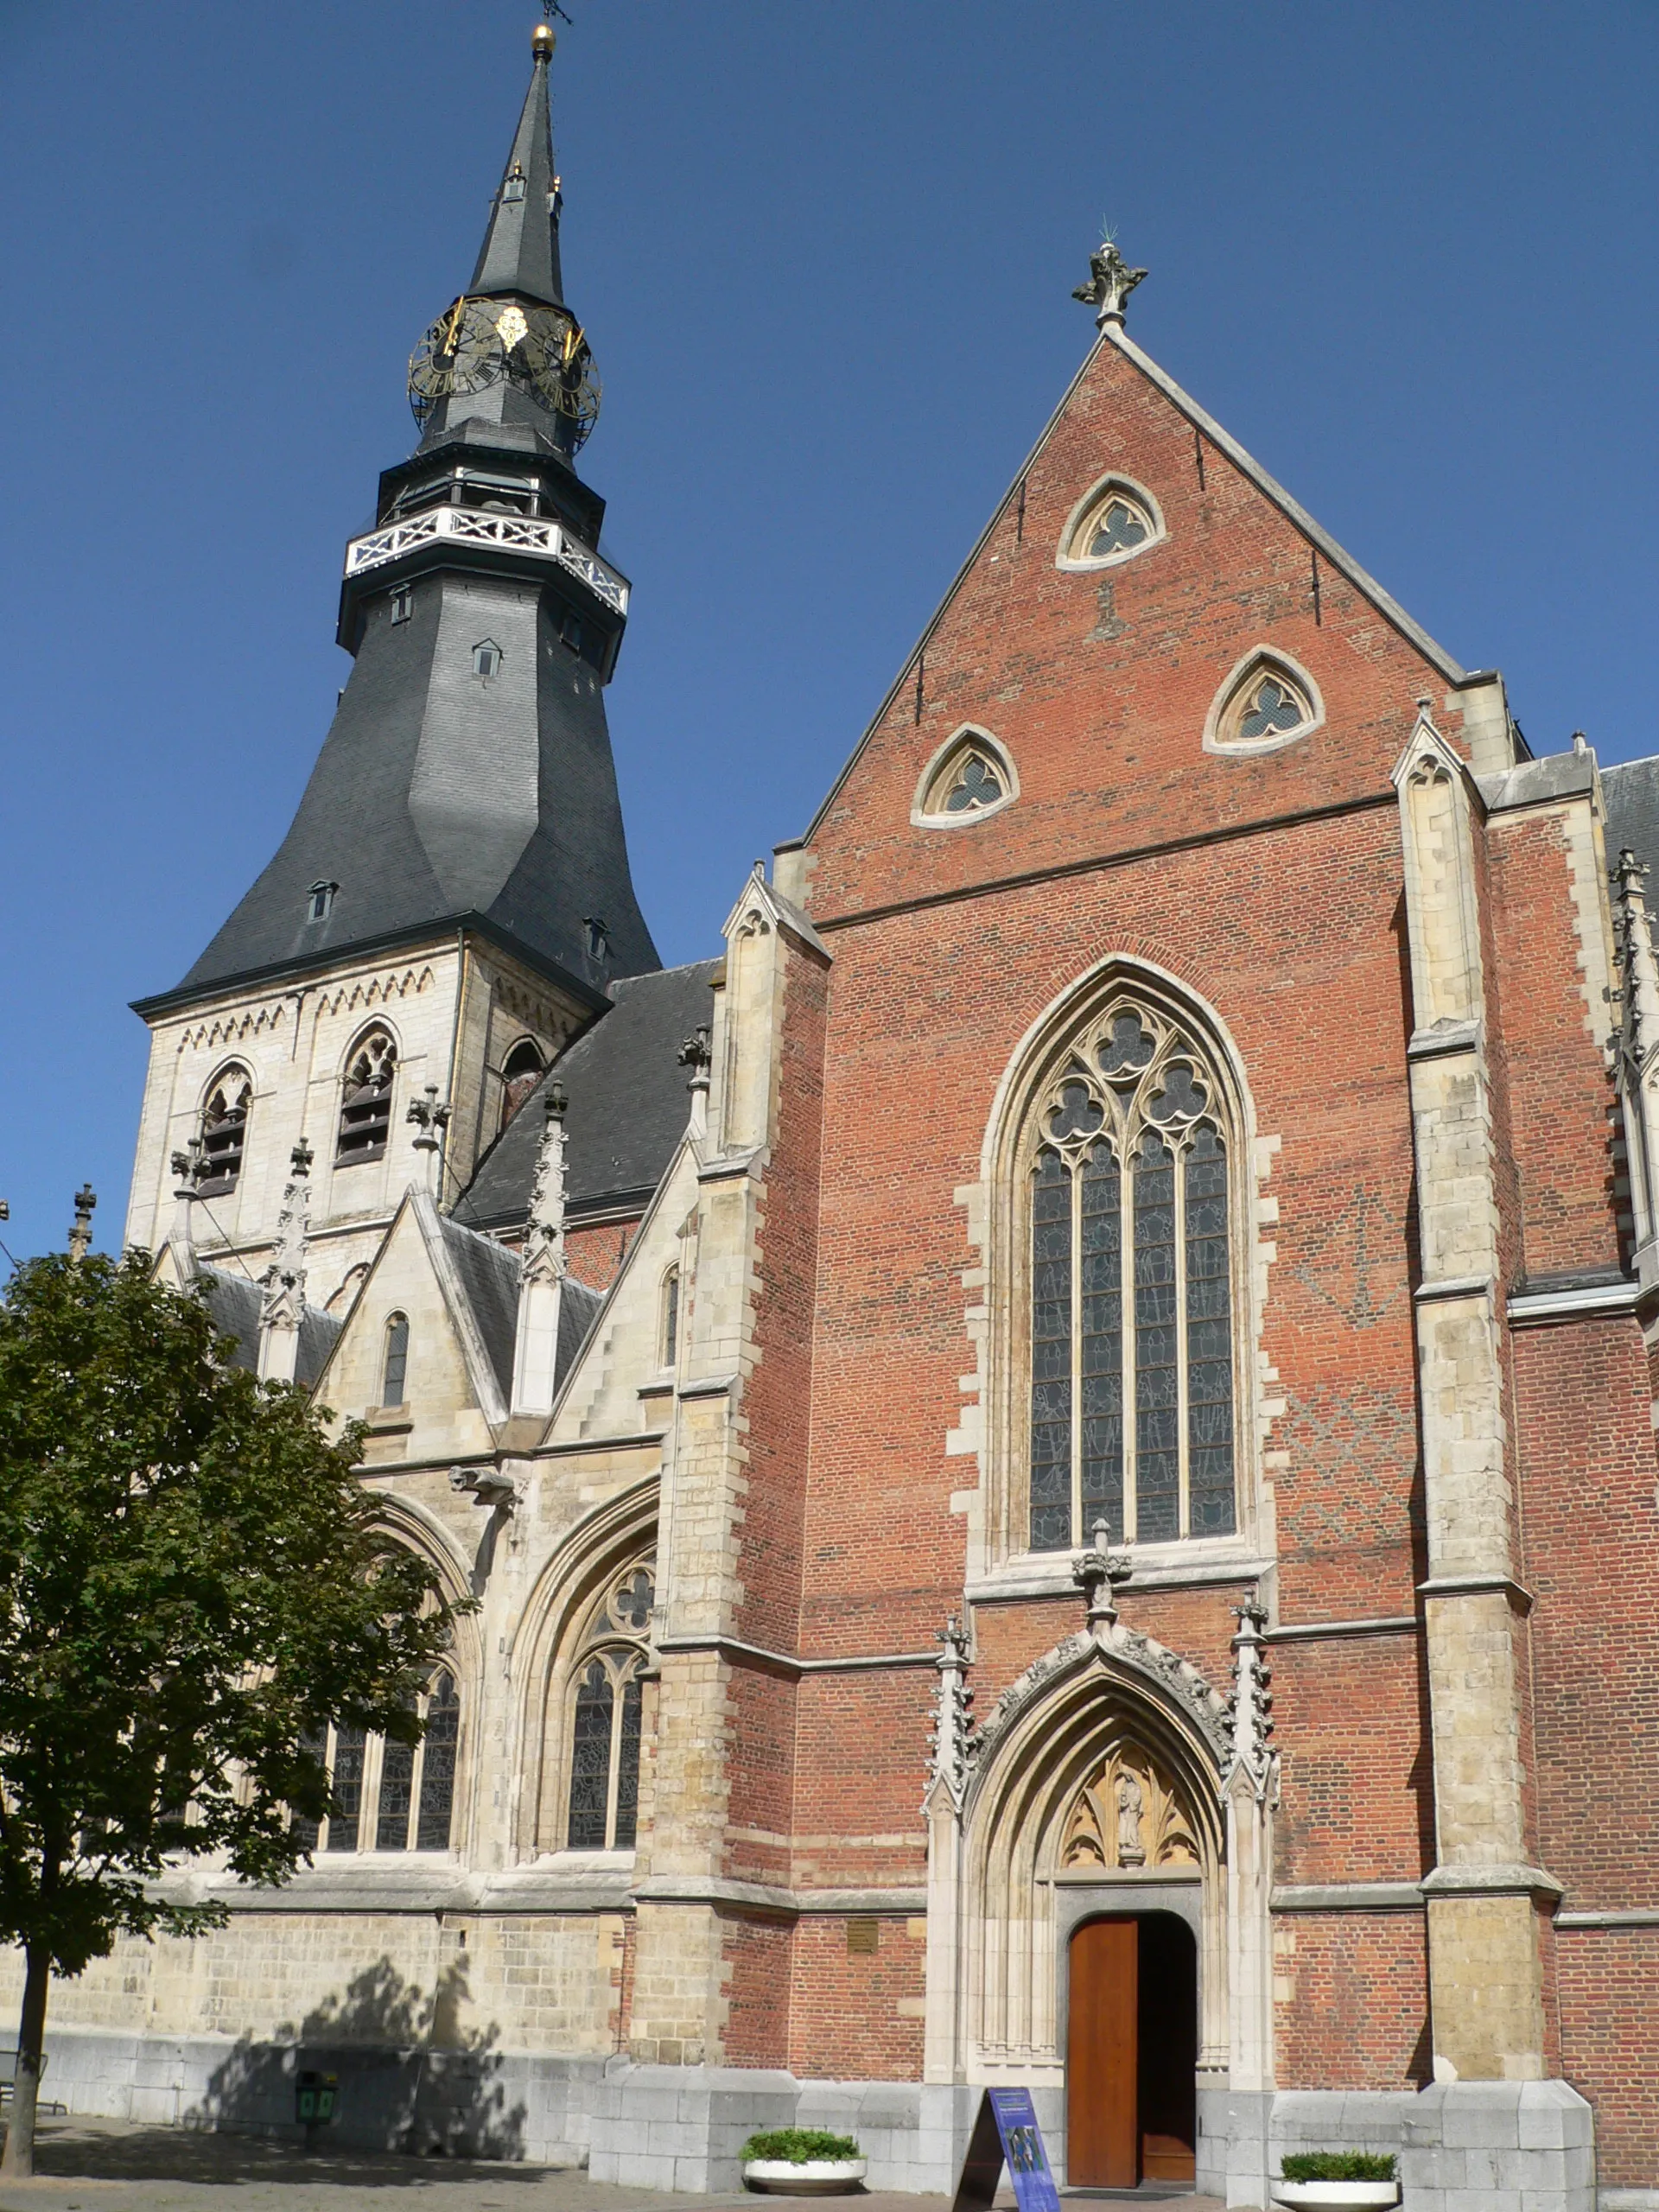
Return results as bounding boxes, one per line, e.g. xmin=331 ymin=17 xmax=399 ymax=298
xmin=1072 ymin=1519 xmax=1132 ymax=1640
xmin=1072 ymin=236 xmax=1147 ymax=328
xmin=67 ymin=1184 xmax=97 ymax=1262
xmin=407 ymin=1085 xmax=453 ymax=1192
xmin=1225 ymin=1598 xmax=1275 ymax=1797
xmin=924 ymin=1614 xmax=977 ymax=1816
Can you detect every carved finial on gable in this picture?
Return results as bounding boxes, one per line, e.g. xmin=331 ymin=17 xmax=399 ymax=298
xmin=1073 ymin=234 xmax=1147 ymax=329
xmin=678 ymin=1024 xmax=713 ymax=1139
xmin=257 ymin=1141 xmax=314 ymax=1375
xmin=1224 ymin=1599 xmax=1276 ymax=1800
xmin=1072 ymin=1519 xmax=1132 ymax=1642
xmin=407 ymin=1084 xmax=452 ymax=1194
xmin=168 ymin=1141 xmax=208 ymax=1281
xmin=521 ymin=1080 xmax=569 ymax=1289
xmin=924 ymin=1614 xmax=978 ymax=1817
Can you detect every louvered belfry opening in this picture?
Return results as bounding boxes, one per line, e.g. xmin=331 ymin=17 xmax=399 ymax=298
xmin=337 ymin=1032 xmax=397 ymax=1166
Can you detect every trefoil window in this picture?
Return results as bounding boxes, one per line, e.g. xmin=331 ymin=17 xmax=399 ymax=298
xmin=337 ymin=1030 xmax=397 ymax=1166
xmin=1206 ymin=652 xmax=1322 ymax=754
xmin=565 ymin=1560 xmax=654 ymax=1852
xmin=1059 ymin=477 xmax=1163 ymax=571
xmin=915 ymin=728 xmax=1019 ymax=829
xmin=1025 ymin=998 xmax=1238 ymax=1551
xmin=198 ymin=1070 xmax=252 ymax=1197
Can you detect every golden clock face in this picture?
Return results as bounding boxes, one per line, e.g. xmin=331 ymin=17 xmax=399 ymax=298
xmin=408 ymin=296 xmax=602 ymax=448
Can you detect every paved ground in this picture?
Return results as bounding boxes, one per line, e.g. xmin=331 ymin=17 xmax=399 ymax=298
xmin=0 ymin=2116 xmax=1225 ymax=2212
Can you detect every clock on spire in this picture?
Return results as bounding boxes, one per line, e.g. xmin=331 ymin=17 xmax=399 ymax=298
xmin=407 ymin=19 xmax=601 ymax=456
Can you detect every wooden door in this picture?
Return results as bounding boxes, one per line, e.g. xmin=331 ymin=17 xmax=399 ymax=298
xmin=1066 ymin=1916 xmax=1138 ymax=2186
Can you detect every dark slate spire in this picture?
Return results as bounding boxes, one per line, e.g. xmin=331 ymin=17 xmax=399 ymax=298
xmin=143 ymin=25 xmax=658 ymax=1017
xmin=469 ymin=19 xmax=564 ymax=308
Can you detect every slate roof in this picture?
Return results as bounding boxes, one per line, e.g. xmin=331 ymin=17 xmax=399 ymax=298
xmin=1602 ymin=757 xmax=1659 ymax=876
xmin=429 ymin=1206 xmax=601 ymax=1405
xmin=454 ymin=960 xmax=719 ymax=1234
xmin=197 ymin=1267 xmax=340 ymax=1388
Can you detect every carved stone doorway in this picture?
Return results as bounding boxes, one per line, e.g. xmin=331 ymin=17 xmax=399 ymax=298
xmin=1065 ymin=1912 xmax=1197 ymax=2189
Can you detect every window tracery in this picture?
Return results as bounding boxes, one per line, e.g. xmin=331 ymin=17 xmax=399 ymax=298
xmin=198 ymin=1067 xmax=252 ymax=1196
xmin=1206 ymin=652 xmax=1321 ymax=754
xmin=564 ymin=1558 xmax=654 ymax=1851
xmin=293 ymin=1671 xmax=461 ymax=1856
xmin=1058 ymin=476 xmax=1164 ymax=571
xmin=337 ymin=1030 xmax=397 ymax=1166
xmin=914 ymin=728 xmax=1018 ymax=829
xmin=1024 ymin=998 xmax=1239 ymax=1551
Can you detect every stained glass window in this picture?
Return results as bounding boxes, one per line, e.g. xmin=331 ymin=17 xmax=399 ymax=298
xmin=1088 ymin=499 xmax=1149 ymax=558
xmin=375 ymin=1720 xmax=415 ymax=1853
xmin=325 ymin=1725 xmax=365 ymax=1851
xmin=1026 ymin=1003 xmax=1237 ymax=1548
xmin=560 ymin=1559 xmax=654 ymax=1852
xmin=416 ymin=1673 xmax=460 ymax=1851
xmin=944 ymin=754 xmax=1003 ymax=813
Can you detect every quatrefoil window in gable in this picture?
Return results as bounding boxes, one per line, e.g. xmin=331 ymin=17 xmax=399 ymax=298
xmin=1058 ymin=474 xmax=1165 ymax=573
xmin=1205 ymin=650 xmax=1323 ymax=756
xmin=913 ymin=728 xmax=1019 ymax=830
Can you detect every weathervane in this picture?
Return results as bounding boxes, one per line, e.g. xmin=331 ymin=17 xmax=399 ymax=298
xmin=1073 ymin=231 xmax=1147 ymax=329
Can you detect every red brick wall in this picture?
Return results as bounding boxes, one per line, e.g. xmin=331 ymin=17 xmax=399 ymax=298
xmin=1514 ymin=1316 xmax=1659 ymax=1904
xmin=1273 ymin=1911 xmax=1430 ymax=2088
xmin=1558 ymin=1927 xmax=1659 ymax=2183
xmin=564 ymin=1217 xmax=637 ymax=1292
xmin=1484 ymin=810 xmax=1620 ymax=1281
xmin=722 ymin=1914 xmax=793 ymax=2069
xmin=787 ymin=1917 xmax=925 ymax=2081
xmin=1272 ymin=1633 xmax=1433 ymax=1885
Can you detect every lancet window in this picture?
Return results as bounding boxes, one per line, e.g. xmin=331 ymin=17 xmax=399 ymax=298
xmin=337 ymin=1030 xmax=397 ymax=1166
xmin=290 ymin=1671 xmax=460 ymax=1855
xmin=1025 ymin=999 xmax=1238 ymax=1550
xmin=565 ymin=1559 xmax=655 ymax=1852
xmin=197 ymin=1068 xmax=252 ymax=1196
xmin=499 ymin=1037 xmax=545 ymax=1130
xmin=381 ymin=1313 xmax=410 ymax=1408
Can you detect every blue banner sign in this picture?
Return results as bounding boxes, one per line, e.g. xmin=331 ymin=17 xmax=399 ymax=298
xmin=951 ymin=2087 xmax=1062 ymax=2212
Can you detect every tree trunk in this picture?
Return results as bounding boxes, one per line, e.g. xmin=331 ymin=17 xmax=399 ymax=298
xmin=0 ymin=1943 xmax=51 ymax=2178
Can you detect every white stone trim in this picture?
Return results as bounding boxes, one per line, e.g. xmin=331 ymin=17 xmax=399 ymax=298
xmin=911 ymin=725 xmax=1020 ymax=830
xmin=344 ymin=503 xmax=630 ymax=614
xmin=1203 ymin=646 xmax=1325 ymax=758
xmin=1509 ymin=1280 xmax=1637 ymax=1324
xmin=1054 ymin=471 xmax=1167 ymax=574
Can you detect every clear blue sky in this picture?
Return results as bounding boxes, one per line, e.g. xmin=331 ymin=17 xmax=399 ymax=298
xmin=2 ymin=0 xmax=1655 ymax=1263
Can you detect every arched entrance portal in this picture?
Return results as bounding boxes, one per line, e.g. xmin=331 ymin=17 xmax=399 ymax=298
xmin=1067 ymin=1911 xmax=1197 ymax=2187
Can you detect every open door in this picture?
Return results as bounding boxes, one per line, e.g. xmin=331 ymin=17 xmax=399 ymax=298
xmin=1066 ymin=1913 xmax=1197 ymax=2189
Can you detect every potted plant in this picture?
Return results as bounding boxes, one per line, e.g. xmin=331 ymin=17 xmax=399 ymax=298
xmin=741 ymin=2128 xmax=868 ymax=2194
xmin=1273 ymin=2152 xmax=1401 ymax=2211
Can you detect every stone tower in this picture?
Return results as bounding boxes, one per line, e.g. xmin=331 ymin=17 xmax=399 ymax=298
xmin=124 ymin=25 xmax=658 ymax=1312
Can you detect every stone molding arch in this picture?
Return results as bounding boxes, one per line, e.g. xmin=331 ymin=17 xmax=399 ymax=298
xmin=503 ymin=1473 xmax=658 ymax=1856
xmin=361 ymin=1492 xmax=484 ymax=1855
xmin=974 ymin=957 xmax=1264 ymax=1569
xmin=961 ymin=1630 xmax=1229 ymax=2078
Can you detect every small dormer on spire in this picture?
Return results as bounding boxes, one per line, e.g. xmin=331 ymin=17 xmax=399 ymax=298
xmin=1073 ymin=233 xmax=1147 ymax=329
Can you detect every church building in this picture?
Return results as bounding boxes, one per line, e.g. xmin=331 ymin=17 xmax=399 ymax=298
xmin=26 ymin=25 xmax=1659 ymax=2209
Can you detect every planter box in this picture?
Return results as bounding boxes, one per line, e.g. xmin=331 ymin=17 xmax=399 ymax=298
xmin=743 ymin=2158 xmax=868 ymax=2195
xmin=1273 ymin=2184 xmax=1400 ymax=2212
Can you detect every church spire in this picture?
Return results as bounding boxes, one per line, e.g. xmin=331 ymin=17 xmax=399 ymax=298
xmin=469 ymin=20 xmax=565 ymax=308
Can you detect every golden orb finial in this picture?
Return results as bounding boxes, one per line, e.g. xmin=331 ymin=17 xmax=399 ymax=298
xmin=531 ymin=19 xmax=556 ymax=58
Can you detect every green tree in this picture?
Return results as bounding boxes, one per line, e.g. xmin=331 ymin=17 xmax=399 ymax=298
xmin=0 ymin=1252 xmax=466 ymax=2177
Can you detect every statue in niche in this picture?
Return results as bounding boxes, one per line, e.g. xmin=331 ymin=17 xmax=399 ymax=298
xmin=1115 ymin=1770 xmax=1146 ymax=1866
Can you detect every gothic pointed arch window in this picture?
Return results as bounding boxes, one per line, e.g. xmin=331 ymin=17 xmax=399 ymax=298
xmin=564 ymin=1558 xmax=654 ymax=1851
xmin=1205 ymin=649 xmax=1323 ymax=755
xmin=296 ymin=1670 xmax=462 ymax=1855
xmin=1020 ymin=995 xmax=1242 ymax=1552
xmin=381 ymin=1313 xmax=410 ymax=1408
xmin=337 ymin=1029 xmax=397 ymax=1166
xmin=197 ymin=1066 xmax=252 ymax=1196
xmin=499 ymin=1037 xmax=545 ymax=1131
xmin=1058 ymin=474 xmax=1165 ymax=572
xmin=913 ymin=727 xmax=1019 ymax=830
